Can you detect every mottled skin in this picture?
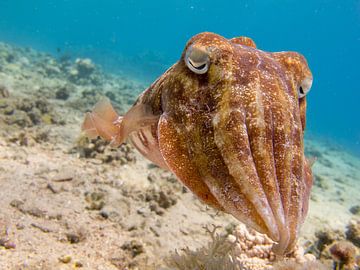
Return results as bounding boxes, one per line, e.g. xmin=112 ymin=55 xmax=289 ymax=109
xmin=82 ymin=32 xmax=313 ymax=255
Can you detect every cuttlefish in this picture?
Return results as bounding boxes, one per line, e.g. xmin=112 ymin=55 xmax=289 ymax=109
xmin=81 ymin=32 xmax=313 ymax=255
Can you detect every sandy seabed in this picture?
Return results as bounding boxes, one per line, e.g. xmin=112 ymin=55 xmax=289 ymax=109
xmin=0 ymin=42 xmax=359 ymax=269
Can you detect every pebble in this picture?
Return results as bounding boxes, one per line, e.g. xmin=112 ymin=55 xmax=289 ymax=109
xmin=59 ymin=255 xmax=72 ymax=264
xmin=349 ymin=205 xmax=360 ymax=215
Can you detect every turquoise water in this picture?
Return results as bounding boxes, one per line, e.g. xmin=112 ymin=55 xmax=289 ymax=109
xmin=0 ymin=0 xmax=359 ymax=155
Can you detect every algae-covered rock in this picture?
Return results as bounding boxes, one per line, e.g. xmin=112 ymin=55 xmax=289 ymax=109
xmin=5 ymin=110 xmax=32 ymax=127
xmin=0 ymin=84 xmax=10 ymax=98
xmin=1 ymin=97 xmax=64 ymax=127
xmin=55 ymin=84 xmax=71 ymax=100
xmin=350 ymin=205 xmax=360 ymax=216
xmin=329 ymin=240 xmax=358 ymax=270
xmin=68 ymin=58 xmax=101 ymax=85
xmin=346 ymin=220 xmax=360 ymax=248
xmin=73 ymin=136 xmax=136 ymax=164
xmin=75 ymin=58 xmax=95 ymax=77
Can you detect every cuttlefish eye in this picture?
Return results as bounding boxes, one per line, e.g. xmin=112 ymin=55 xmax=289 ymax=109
xmin=298 ymin=76 xmax=313 ymax=98
xmin=185 ymin=46 xmax=210 ymax=74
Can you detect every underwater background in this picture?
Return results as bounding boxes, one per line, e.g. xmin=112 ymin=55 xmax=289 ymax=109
xmin=1 ymin=1 xmax=360 ymax=269
xmin=0 ymin=0 xmax=359 ymax=155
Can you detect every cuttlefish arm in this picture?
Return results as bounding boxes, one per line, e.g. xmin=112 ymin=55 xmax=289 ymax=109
xmin=157 ymin=114 xmax=225 ymax=211
xmin=81 ymin=97 xmax=168 ymax=169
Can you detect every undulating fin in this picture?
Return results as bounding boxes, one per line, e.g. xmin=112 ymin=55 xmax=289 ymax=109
xmin=81 ymin=112 xmax=99 ymax=139
xmin=81 ymin=97 xmax=123 ymax=146
xmin=92 ymin=97 xmax=120 ymax=123
xmin=230 ymin=36 xmax=257 ymax=48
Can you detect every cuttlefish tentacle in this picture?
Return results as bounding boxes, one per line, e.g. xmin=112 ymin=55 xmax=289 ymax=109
xmin=158 ymin=113 xmax=271 ymax=236
xmin=286 ymin=91 xmax=306 ymax=252
xmin=157 ymin=114 xmax=224 ymax=210
xmin=213 ymin=88 xmax=281 ymax=242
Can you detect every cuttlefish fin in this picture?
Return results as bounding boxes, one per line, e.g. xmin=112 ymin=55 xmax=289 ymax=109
xmin=230 ymin=36 xmax=257 ymax=48
xmin=81 ymin=97 xmax=124 ymax=146
xmin=81 ymin=97 xmax=161 ymax=150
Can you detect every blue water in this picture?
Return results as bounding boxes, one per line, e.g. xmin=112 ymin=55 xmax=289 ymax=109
xmin=0 ymin=0 xmax=359 ymax=155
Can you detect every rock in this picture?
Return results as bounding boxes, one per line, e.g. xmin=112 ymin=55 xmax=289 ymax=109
xmin=121 ymin=240 xmax=144 ymax=258
xmin=75 ymin=58 xmax=95 ymax=77
xmin=58 ymin=255 xmax=72 ymax=264
xmin=74 ymin=261 xmax=83 ymax=267
xmin=85 ymin=191 xmax=106 ymax=210
xmin=68 ymin=58 xmax=97 ymax=84
xmin=346 ymin=220 xmax=360 ymax=247
xmin=0 ymin=238 xmax=16 ymax=249
xmin=329 ymin=240 xmax=358 ymax=269
xmin=0 ymin=84 xmax=10 ymax=98
xmin=35 ymin=99 xmax=50 ymax=114
xmin=45 ymin=64 xmax=61 ymax=76
xmin=313 ymin=229 xmax=344 ymax=254
xmin=66 ymin=227 xmax=86 ymax=244
xmin=16 ymin=98 xmax=34 ymax=112
xmin=27 ymin=108 xmax=42 ymax=125
xmin=74 ymin=137 xmax=136 ymax=164
xmin=350 ymin=205 xmax=360 ymax=215
xmin=6 ymin=97 xmax=62 ymax=127
xmin=5 ymin=110 xmax=32 ymax=127
xmin=145 ymin=187 xmax=177 ymax=211
xmin=99 ymin=210 xmax=109 ymax=219
xmin=66 ymin=233 xmax=81 ymax=244
xmin=55 ymin=85 xmax=71 ymax=100
xmin=1 ymin=103 xmax=15 ymax=115
xmin=105 ymin=91 xmax=116 ymax=100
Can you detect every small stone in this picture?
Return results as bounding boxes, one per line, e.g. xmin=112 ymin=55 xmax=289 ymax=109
xmin=59 ymin=255 xmax=72 ymax=264
xmin=3 ymin=241 xmax=16 ymax=249
xmin=66 ymin=233 xmax=81 ymax=244
xmin=10 ymin=199 xmax=24 ymax=209
xmin=0 ymin=84 xmax=10 ymax=98
xmin=346 ymin=220 xmax=360 ymax=247
xmin=121 ymin=240 xmax=144 ymax=258
xmin=227 ymin=234 xmax=237 ymax=243
xmin=27 ymin=207 xmax=46 ymax=218
xmin=16 ymin=223 xmax=25 ymax=230
xmin=0 ymin=238 xmax=16 ymax=249
xmin=3 ymin=105 xmax=14 ymax=115
xmin=55 ymin=85 xmax=70 ymax=100
xmin=74 ymin=261 xmax=83 ymax=267
xmin=349 ymin=205 xmax=360 ymax=215
xmin=99 ymin=210 xmax=109 ymax=219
